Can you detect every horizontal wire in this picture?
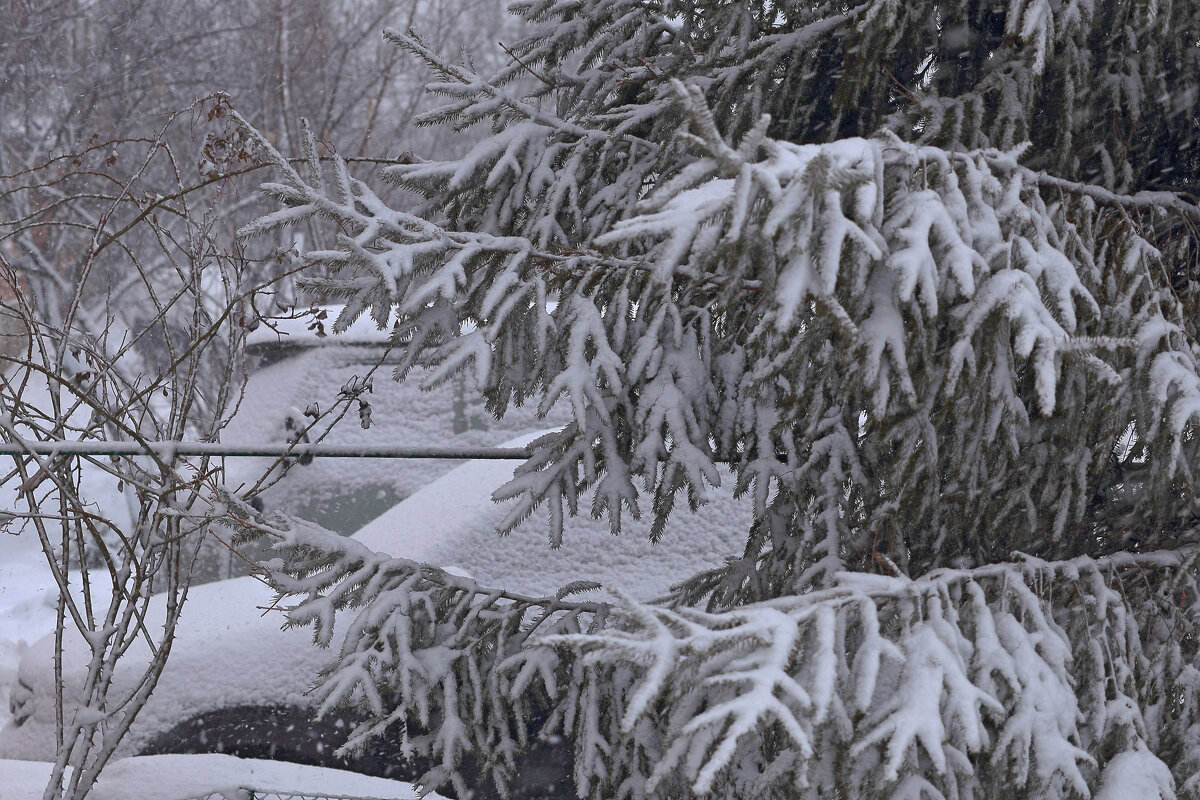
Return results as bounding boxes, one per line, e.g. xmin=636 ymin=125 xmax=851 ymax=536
xmin=0 ymin=441 xmax=532 ymax=459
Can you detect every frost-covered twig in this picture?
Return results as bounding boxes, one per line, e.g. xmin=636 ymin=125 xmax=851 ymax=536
xmin=0 ymin=95 xmax=299 ymax=800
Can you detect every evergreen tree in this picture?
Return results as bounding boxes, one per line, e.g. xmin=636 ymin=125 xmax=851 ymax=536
xmin=240 ymin=1 xmax=1200 ymax=797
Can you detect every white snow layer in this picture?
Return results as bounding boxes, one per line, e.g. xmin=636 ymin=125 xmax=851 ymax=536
xmin=245 ymin=304 xmax=393 ymax=347
xmin=0 ymin=754 xmax=445 ymax=800
xmin=1095 ymin=747 xmax=1176 ymax=800
xmin=352 ymin=430 xmax=753 ymax=600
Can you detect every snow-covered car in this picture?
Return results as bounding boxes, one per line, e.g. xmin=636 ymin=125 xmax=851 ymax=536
xmin=0 ymin=435 xmax=753 ymax=797
xmin=0 ymin=305 xmax=562 ymax=723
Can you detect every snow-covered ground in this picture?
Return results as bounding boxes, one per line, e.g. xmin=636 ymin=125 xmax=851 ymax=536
xmin=0 ymin=754 xmax=446 ymax=800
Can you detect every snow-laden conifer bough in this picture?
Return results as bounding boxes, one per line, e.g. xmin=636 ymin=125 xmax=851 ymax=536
xmin=236 ymin=1 xmax=1200 ymax=798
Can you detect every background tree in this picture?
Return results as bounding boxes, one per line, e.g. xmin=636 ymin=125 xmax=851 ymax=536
xmin=0 ymin=0 xmax=517 ymax=586
xmin=244 ymin=1 xmax=1200 ymax=798
xmin=0 ymin=0 xmax=510 ymax=331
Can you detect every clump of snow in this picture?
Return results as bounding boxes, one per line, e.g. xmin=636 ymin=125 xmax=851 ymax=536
xmin=0 ymin=754 xmax=446 ymax=800
xmin=1094 ymin=748 xmax=1177 ymax=800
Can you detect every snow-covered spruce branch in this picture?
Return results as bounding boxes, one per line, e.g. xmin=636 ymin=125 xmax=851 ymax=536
xmin=243 ymin=2 xmax=1200 ymax=796
xmin=877 ymin=132 xmax=1200 ymax=227
xmin=536 ymin=553 xmax=1194 ymax=799
xmin=384 ymin=27 xmax=659 ymax=158
xmin=254 ymin=515 xmax=608 ymax=798
xmin=241 ymin=63 xmax=1200 ymax=588
xmin=257 ymin=507 xmax=1198 ymax=799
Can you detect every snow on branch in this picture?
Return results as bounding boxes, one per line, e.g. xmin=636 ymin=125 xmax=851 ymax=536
xmin=535 ymin=553 xmax=1194 ymax=798
xmin=255 ymin=514 xmax=606 ymax=798
xmin=254 ymin=506 xmax=1195 ymax=799
xmin=239 ymin=60 xmax=1200 ymax=589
